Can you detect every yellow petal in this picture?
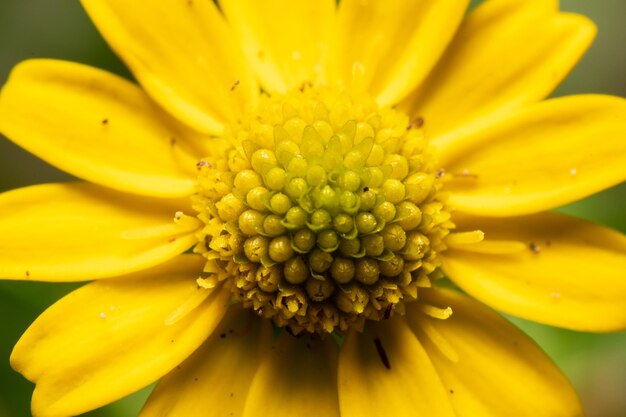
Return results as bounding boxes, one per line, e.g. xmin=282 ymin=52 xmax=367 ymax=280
xmin=80 ymin=0 xmax=257 ymax=134
xmin=0 ymin=60 xmax=199 ymax=198
xmin=242 ymin=333 xmax=340 ymax=417
xmin=140 ymin=307 xmax=271 ymax=417
xmin=338 ymin=318 xmax=455 ymax=417
xmin=0 ymin=183 xmax=199 ymax=281
xmin=332 ymin=0 xmax=469 ymax=106
xmin=219 ymin=0 xmax=335 ymax=93
xmin=11 ymin=256 xmax=231 ymax=417
xmin=442 ymin=212 xmax=626 ymax=331
xmin=406 ymin=289 xmax=583 ymax=417
xmin=450 ymin=239 xmax=528 ymax=255
xmin=440 ymin=95 xmax=626 ymax=216
xmin=405 ymin=0 xmax=595 ymax=138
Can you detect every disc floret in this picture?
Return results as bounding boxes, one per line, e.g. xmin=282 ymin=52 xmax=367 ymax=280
xmin=193 ymin=86 xmax=452 ymax=334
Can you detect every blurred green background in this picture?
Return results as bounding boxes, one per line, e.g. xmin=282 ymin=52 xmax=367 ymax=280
xmin=0 ymin=1 xmax=624 ymax=416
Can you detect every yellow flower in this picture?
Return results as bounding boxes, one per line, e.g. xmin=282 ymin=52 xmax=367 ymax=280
xmin=1 ymin=0 xmax=625 ymax=416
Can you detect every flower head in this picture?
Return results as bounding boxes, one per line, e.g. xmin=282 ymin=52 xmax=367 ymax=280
xmin=192 ymin=86 xmax=452 ymax=334
xmin=0 ymin=1 xmax=625 ymax=417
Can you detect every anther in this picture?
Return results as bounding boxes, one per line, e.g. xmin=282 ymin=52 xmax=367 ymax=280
xmin=263 ymin=214 xmax=286 ymax=236
xmin=244 ymin=236 xmax=269 ymax=263
xmin=306 ymin=278 xmax=335 ymax=302
xmin=333 ymin=214 xmax=354 ymax=234
xmin=317 ymin=230 xmax=340 ymax=252
xmin=309 ymin=249 xmax=333 ymax=273
xmin=339 ymin=238 xmax=361 ymax=257
xmin=379 ymin=254 xmax=404 ymax=277
xmin=285 ymin=177 xmax=308 ymax=199
xmin=362 ymin=234 xmax=385 ymax=257
xmin=381 ymin=224 xmax=407 ymax=252
xmin=269 ymin=236 xmax=294 ymax=263
xmin=330 ymin=258 xmax=356 ymax=284
xmin=394 ymin=201 xmax=422 ymax=230
xmin=355 ymin=258 xmax=380 ymax=285
xmin=251 ymin=149 xmax=277 ymax=172
xmin=245 ymin=187 xmax=270 ymax=211
xmin=238 ymin=210 xmax=265 ymax=235
xmin=284 ymin=257 xmax=309 ymax=284
xmin=309 ymin=209 xmax=332 ymax=230
xmin=269 ymin=193 xmax=292 ymax=214
xmin=373 ymin=201 xmax=396 ymax=223
xmin=356 ymin=212 xmax=378 ymax=234
xmin=283 ymin=207 xmax=307 ymax=229
xmin=264 ymin=167 xmax=287 ymax=191
xmin=293 ymin=229 xmax=317 ymax=253
xmin=256 ymin=266 xmax=281 ymax=292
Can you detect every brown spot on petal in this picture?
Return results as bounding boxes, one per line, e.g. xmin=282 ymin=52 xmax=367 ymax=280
xmin=407 ymin=117 xmax=424 ymax=130
xmin=373 ymin=337 xmax=391 ymax=370
xmin=529 ymin=242 xmax=540 ymax=254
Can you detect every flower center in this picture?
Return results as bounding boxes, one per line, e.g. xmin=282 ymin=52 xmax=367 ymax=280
xmin=192 ymin=86 xmax=452 ymax=334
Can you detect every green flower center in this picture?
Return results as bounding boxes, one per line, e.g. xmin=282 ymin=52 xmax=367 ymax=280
xmin=193 ymin=86 xmax=452 ymax=334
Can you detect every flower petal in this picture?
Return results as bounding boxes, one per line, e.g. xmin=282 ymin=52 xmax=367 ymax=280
xmin=80 ymin=0 xmax=257 ymax=134
xmin=440 ymin=95 xmax=626 ymax=216
xmin=332 ymin=0 xmax=469 ymax=106
xmin=219 ymin=0 xmax=335 ymax=93
xmin=406 ymin=289 xmax=583 ymax=417
xmin=11 ymin=256 xmax=231 ymax=417
xmin=405 ymin=0 xmax=595 ymax=138
xmin=0 ymin=60 xmax=199 ymax=198
xmin=0 ymin=183 xmax=199 ymax=281
xmin=338 ymin=318 xmax=456 ymax=417
xmin=242 ymin=334 xmax=340 ymax=417
xmin=139 ymin=308 xmax=271 ymax=417
xmin=442 ymin=212 xmax=626 ymax=331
